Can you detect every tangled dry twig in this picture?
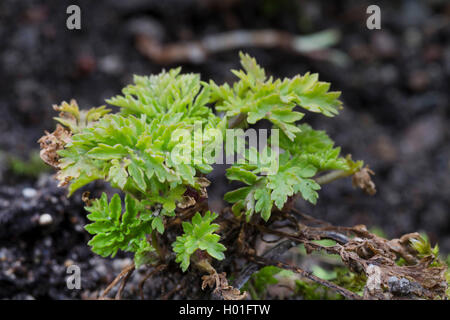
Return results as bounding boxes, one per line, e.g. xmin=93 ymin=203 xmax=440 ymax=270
xmin=134 ymin=29 xmax=343 ymax=65
xmin=99 ymin=262 xmax=135 ymax=300
xmin=243 ymin=219 xmax=448 ymax=300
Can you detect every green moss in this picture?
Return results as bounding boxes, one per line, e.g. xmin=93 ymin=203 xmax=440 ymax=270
xmin=7 ymin=151 xmax=50 ymax=178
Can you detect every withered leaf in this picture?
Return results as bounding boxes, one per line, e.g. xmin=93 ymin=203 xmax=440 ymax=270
xmin=177 ymin=196 xmax=196 ymax=209
xmin=38 ymin=124 xmax=72 ymax=168
xmin=201 ymin=271 xmax=247 ymax=300
xmin=337 ymin=226 xmax=448 ymax=299
xmin=352 ymin=166 xmax=376 ymax=195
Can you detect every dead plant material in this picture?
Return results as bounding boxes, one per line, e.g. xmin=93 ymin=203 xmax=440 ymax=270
xmin=134 ymin=29 xmax=341 ymax=65
xmin=202 ymin=271 xmax=247 ymax=300
xmin=249 ymin=254 xmax=362 ymax=300
xmin=337 ymin=226 xmax=447 ymax=299
xmin=160 ymin=278 xmax=186 ymax=300
xmin=352 ymin=166 xmax=376 ymax=195
xmin=99 ymin=262 xmax=135 ymax=300
xmin=251 ymin=218 xmax=447 ymax=300
xmin=177 ymin=178 xmax=211 ymax=209
xmin=233 ymin=240 xmax=295 ymax=290
xmin=197 ymin=177 xmax=210 ymax=199
xmin=138 ymin=264 xmax=167 ymax=300
xmin=81 ymin=191 xmax=93 ymax=207
xmin=177 ymin=196 xmax=196 ymax=209
xmin=38 ymin=124 xmax=72 ymax=168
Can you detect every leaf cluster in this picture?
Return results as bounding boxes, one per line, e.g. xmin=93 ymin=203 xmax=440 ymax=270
xmin=43 ymin=52 xmax=363 ymax=272
xmin=209 ymin=52 xmax=342 ymax=139
xmin=172 ymin=211 xmax=226 ymax=272
xmin=224 ymin=124 xmax=358 ymax=221
xmin=84 ymin=193 xmax=157 ymax=267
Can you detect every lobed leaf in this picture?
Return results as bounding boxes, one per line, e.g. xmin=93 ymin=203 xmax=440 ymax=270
xmin=172 ymin=211 xmax=226 ymax=272
xmin=85 ymin=193 xmax=157 ymax=267
xmin=210 ymin=52 xmax=342 ymax=139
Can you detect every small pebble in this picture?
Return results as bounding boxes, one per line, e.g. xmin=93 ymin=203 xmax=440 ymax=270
xmin=38 ymin=213 xmax=53 ymax=226
xmin=371 ymin=31 xmax=397 ymax=58
xmin=98 ymin=55 xmax=123 ymax=75
xmin=64 ymin=259 xmax=75 ymax=268
xmin=388 ymin=276 xmax=411 ymax=296
xmin=22 ymin=187 xmax=37 ymax=199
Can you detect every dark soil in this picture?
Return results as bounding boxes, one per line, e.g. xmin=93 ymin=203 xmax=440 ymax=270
xmin=0 ymin=0 xmax=448 ymax=299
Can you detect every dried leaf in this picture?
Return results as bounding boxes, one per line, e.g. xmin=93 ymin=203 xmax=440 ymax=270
xmin=82 ymin=191 xmax=93 ymax=207
xmin=197 ymin=177 xmax=211 ymax=188
xmin=201 ymin=271 xmax=247 ymax=300
xmin=338 ymin=226 xmax=447 ymax=299
xmin=177 ymin=196 xmax=196 ymax=209
xmin=38 ymin=124 xmax=72 ymax=168
xmin=352 ymin=166 xmax=376 ymax=195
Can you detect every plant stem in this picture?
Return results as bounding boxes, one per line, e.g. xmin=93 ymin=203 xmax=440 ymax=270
xmin=151 ymin=230 xmax=164 ymax=261
xmin=315 ymin=170 xmax=352 ymax=185
xmin=248 ymin=255 xmax=362 ymax=300
xmin=228 ymin=113 xmax=247 ymax=129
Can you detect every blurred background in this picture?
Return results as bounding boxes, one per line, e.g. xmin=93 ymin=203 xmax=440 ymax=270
xmin=0 ymin=0 xmax=448 ymax=299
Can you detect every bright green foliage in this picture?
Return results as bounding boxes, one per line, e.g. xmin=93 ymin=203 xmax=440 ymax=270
xmin=409 ymin=234 xmax=442 ymax=267
xmin=397 ymin=235 xmax=449 ymax=298
xmin=41 ymin=52 xmax=449 ymax=300
xmin=224 ymin=124 xmax=354 ymax=221
xmin=84 ymin=193 xmax=157 ymax=267
xmin=219 ymin=56 xmax=353 ymax=221
xmin=224 ymin=150 xmax=321 ymax=221
xmin=53 ymin=100 xmax=110 ymax=134
xmin=209 ymin=52 xmax=342 ymax=139
xmin=242 ymin=266 xmax=293 ymax=299
xmin=56 ymin=68 xmax=228 ymax=197
xmin=252 ymin=266 xmax=283 ymax=292
xmin=44 ymin=52 xmax=363 ymax=272
xmin=172 ymin=211 xmax=226 ymax=272
xmin=57 ymin=113 xmax=215 ymax=197
xmin=410 ymin=234 xmax=439 ymax=259
xmin=242 ymin=265 xmax=364 ymax=300
xmin=106 ymin=69 xmax=222 ymax=130
xmin=54 ymin=70 xmax=226 ymax=269
xmin=6 ymin=151 xmax=50 ymax=178
xmin=279 ymin=124 xmax=349 ymax=172
xmin=295 ymin=279 xmax=342 ymax=300
xmin=310 ymin=266 xmax=366 ymax=297
xmin=332 ymin=267 xmax=366 ymax=296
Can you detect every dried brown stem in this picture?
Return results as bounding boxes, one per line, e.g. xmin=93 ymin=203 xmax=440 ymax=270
xmin=160 ymin=279 xmax=186 ymax=300
xmin=233 ymin=240 xmax=295 ymax=290
xmin=134 ymin=29 xmax=341 ymax=65
xmin=247 ymin=254 xmax=362 ymax=300
xmin=138 ymin=264 xmax=167 ymax=300
xmin=99 ymin=262 xmax=135 ymax=300
xmin=291 ymin=207 xmax=332 ymax=226
xmin=315 ymin=170 xmax=352 ymax=185
xmin=115 ymin=265 xmax=135 ymax=300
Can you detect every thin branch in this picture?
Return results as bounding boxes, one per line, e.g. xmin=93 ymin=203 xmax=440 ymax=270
xmin=99 ymin=262 xmax=135 ymax=300
xmin=233 ymin=240 xmax=295 ymax=290
xmin=115 ymin=265 xmax=135 ymax=300
xmin=253 ymin=224 xmax=340 ymax=255
xmin=134 ymin=29 xmax=343 ymax=65
xmin=160 ymin=278 xmax=186 ymax=300
xmin=138 ymin=264 xmax=167 ymax=300
xmin=315 ymin=170 xmax=352 ymax=185
xmin=291 ymin=207 xmax=332 ymax=226
xmin=248 ymin=254 xmax=362 ymax=300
